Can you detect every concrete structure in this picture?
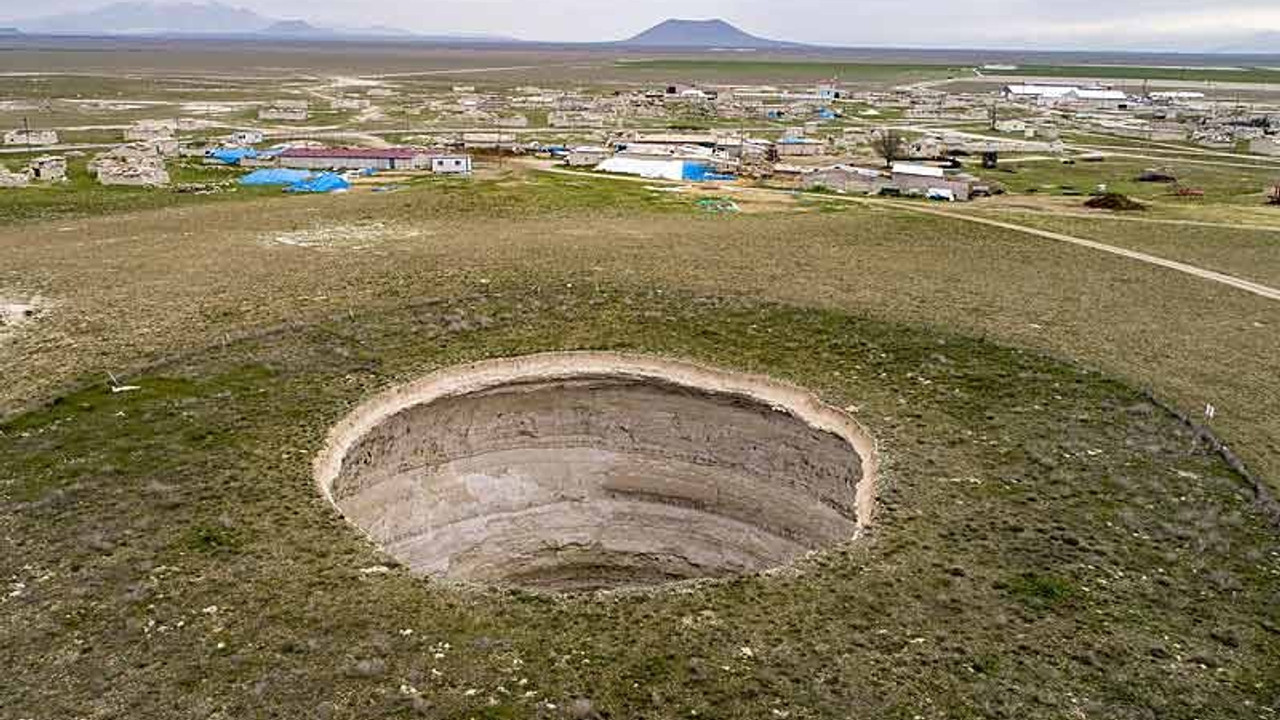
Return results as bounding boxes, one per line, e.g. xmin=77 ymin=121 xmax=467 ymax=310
xmin=315 ymin=353 xmax=877 ymax=592
xmin=567 ymin=146 xmax=613 ymax=167
xmin=124 ymin=121 xmax=174 ymax=142
xmin=4 ymin=128 xmax=58 ymax=146
xmin=277 ymin=147 xmax=431 ymax=171
xmin=27 ymin=156 xmax=66 ymax=182
xmin=994 ymin=119 xmax=1028 ymax=134
xmin=1002 ymin=84 xmax=1127 ymax=109
xmin=92 ymin=157 xmax=169 ymax=186
xmin=889 ymin=163 xmax=976 ymax=201
xmin=775 ymin=138 xmax=826 ymax=157
xmin=816 ymin=83 xmax=843 ymax=101
xmin=331 ymin=97 xmax=371 ymax=111
xmin=1250 ymin=137 xmax=1280 ymax=157
xmin=494 ymin=115 xmax=530 ymax=128
xmin=259 ymin=101 xmax=309 ymax=122
xmin=802 ymin=165 xmax=883 ymax=194
xmin=89 ymin=143 xmax=171 ymax=186
xmin=429 ymin=154 xmax=472 ymax=175
xmin=461 ymin=132 xmax=519 ymax=150
xmin=1068 ymin=88 xmax=1129 ymax=110
xmin=230 ymin=130 xmax=265 ymax=145
xmin=0 ymin=165 xmax=30 ymax=187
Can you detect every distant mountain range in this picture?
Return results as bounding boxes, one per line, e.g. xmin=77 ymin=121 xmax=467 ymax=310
xmin=618 ymin=19 xmax=800 ymax=49
xmin=7 ymin=3 xmax=1280 ymax=54
xmin=9 ymin=5 xmax=793 ymax=48
xmin=11 ymin=1 xmax=511 ymax=40
xmin=1214 ymin=31 xmax=1280 ymax=54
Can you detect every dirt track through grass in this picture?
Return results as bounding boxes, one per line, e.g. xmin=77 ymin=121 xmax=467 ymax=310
xmin=539 ymin=166 xmax=1280 ymax=302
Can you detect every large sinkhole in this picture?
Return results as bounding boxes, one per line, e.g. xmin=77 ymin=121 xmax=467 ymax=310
xmin=315 ymin=353 xmax=878 ymax=592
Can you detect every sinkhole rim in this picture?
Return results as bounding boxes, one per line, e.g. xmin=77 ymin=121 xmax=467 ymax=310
xmin=314 ymin=351 xmax=881 ymax=591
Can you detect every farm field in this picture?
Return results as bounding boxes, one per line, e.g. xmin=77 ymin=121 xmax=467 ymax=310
xmin=994 ymin=64 xmax=1280 ymax=85
xmin=2 ymin=41 xmax=1279 ymax=720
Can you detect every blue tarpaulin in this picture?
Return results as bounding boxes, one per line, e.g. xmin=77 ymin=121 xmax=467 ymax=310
xmin=209 ymin=147 xmax=260 ymax=165
xmin=240 ymin=168 xmax=314 ymax=186
xmin=285 ymin=173 xmax=351 ymax=194
xmin=681 ymin=162 xmax=736 ymax=182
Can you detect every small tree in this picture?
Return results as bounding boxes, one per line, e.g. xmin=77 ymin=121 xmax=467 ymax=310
xmin=872 ymin=129 xmax=904 ymax=167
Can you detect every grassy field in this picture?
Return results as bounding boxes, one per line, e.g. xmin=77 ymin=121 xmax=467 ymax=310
xmin=963 ymin=212 xmax=1280 ymax=287
xmin=996 ymin=65 xmax=1280 ymax=85
xmin=3 ymin=281 xmax=1276 ymax=719
xmin=614 ymin=59 xmax=968 ymax=84
xmin=0 ymin=156 xmax=280 ymax=226
xmin=974 ymin=156 xmax=1280 ymax=205
xmin=2 ymin=47 xmax=1279 ymax=716
xmin=2 ymin=169 xmax=1278 ymax=479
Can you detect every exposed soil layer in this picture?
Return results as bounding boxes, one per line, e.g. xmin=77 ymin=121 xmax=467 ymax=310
xmin=316 ymin=353 xmax=878 ymax=591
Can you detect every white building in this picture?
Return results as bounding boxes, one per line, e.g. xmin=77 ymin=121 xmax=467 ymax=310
xmin=1067 ymin=88 xmax=1129 ymax=110
xmin=4 ymin=128 xmax=58 ymax=146
xmin=230 ymin=130 xmax=265 ymax=145
xmin=429 ymin=155 xmax=472 ymax=174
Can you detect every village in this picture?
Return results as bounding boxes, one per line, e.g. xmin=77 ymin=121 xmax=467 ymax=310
xmin=3 ymin=69 xmax=1280 ymax=204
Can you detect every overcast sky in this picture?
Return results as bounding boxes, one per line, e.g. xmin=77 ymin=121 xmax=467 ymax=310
xmin=3 ymin=0 xmax=1279 ymax=49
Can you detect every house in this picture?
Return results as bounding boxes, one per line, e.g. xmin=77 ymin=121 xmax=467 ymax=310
xmin=90 ymin=146 xmax=170 ymax=187
xmin=277 ymin=147 xmax=432 ymax=171
xmin=230 ymin=130 xmax=265 ymax=146
xmin=889 ymin=162 xmax=976 ymax=201
xmin=775 ymin=137 xmax=826 ymax=157
xmin=1002 ymin=84 xmax=1078 ymax=103
xmin=801 ymin=165 xmax=883 ymax=194
xmin=597 ymin=155 xmax=732 ymax=182
xmin=1067 ymin=88 xmax=1129 ymax=110
xmin=567 ymin=146 xmax=613 ymax=167
xmin=27 ymin=156 xmax=66 ymax=182
xmin=428 ymin=154 xmax=472 ymax=175
xmin=4 ymin=128 xmax=58 ymax=146
xmin=994 ymin=119 xmax=1028 ymax=134
xmin=259 ymin=100 xmax=309 ymax=122
xmin=124 ymin=120 xmax=174 ymax=142
xmin=816 ymin=83 xmax=842 ymax=101
xmin=908 ymin=135 xmax=949 ymax=159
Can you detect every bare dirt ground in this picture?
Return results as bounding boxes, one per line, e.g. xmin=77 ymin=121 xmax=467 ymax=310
xmin=317 ymin=352 xmax=878 ymax=591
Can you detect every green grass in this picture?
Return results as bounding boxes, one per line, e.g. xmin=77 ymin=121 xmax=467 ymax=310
xmin=0 ymin=156 xmax=278 ymax=225
xmin=977 ymin=213 xmax=1280 ymax=287
xmin=974 ymin=156 xmax=1280 ymax=204
xmin=2 ymin=284 xmax=1276 ymax=719
xmin=614 ymin=59 xmax=969 ymax=84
